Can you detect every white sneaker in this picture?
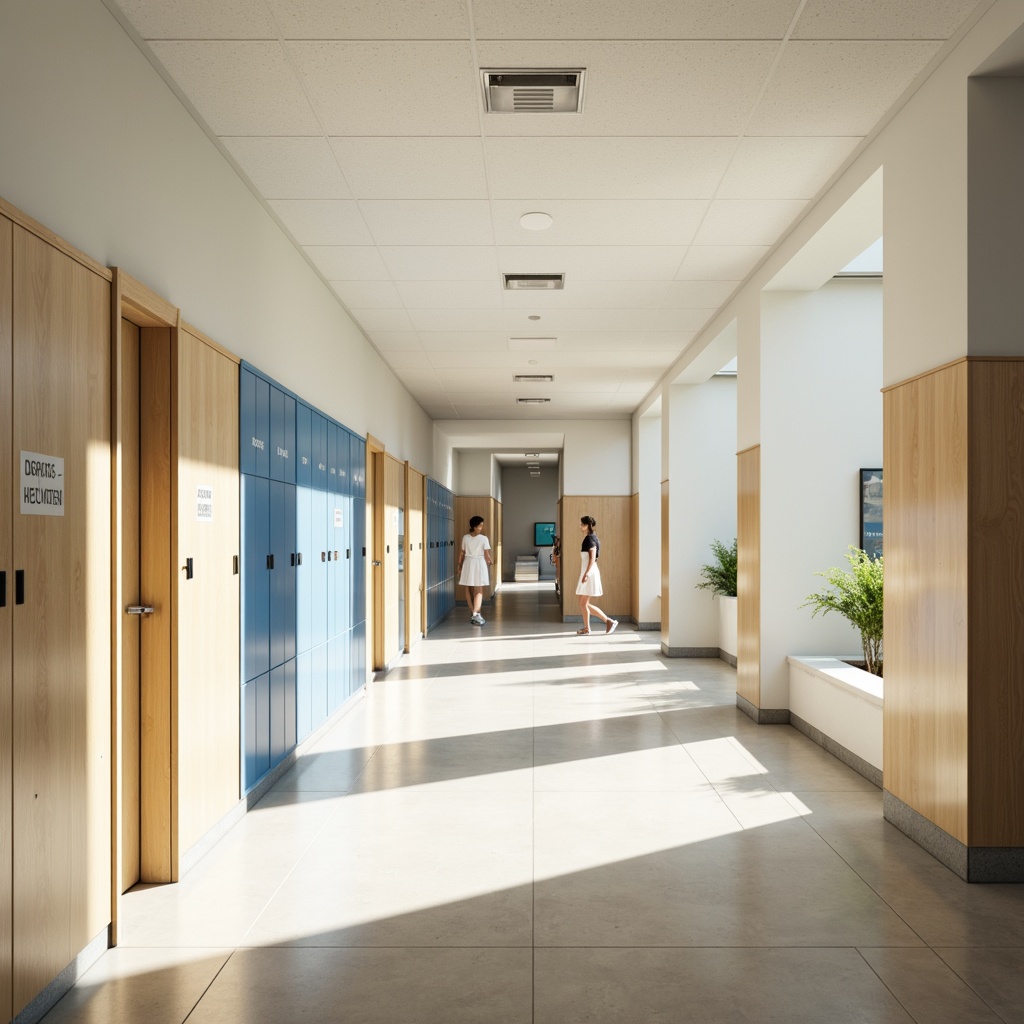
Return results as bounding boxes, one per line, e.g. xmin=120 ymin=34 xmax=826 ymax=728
xmin=471 ymin=613 xmax=485 ymax=625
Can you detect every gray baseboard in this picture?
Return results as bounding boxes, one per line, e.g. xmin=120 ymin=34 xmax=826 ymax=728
xmin=883 ymin=791 xmax=1024 ymax=882
xmin=181 ymin=797 xmax=247 ymax=876
xmin=633 ymin=621 xmax=660 ymax=631
xmin=661 ymin=644 xmax=719 ymax=658
xmin=789 ymin=712 xmax=881 ymax=788
xmin=718 ymin=649 xmax=737 ymax=668
xmin=15 ymin=926 xmax=110 ymax=1024
xmin=736 ymin=693 xmax=789 ymax=724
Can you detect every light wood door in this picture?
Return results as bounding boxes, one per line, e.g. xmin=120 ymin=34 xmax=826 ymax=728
xmin=0 ymin=214 xmax=13 ymax=1021
xmin=12 ymin=227 xmax=111 ymax=1015
xmin=383 ymin=455 xmax=404 ymax=665
xmin=176 ymin=327 xmax=240 ymax=857
xmin=367 ymin=440 xmax=384 ymax=671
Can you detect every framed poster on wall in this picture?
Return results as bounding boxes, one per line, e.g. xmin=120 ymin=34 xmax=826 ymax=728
xmin=534 ymin=521 xmax=556 ymax=547
xmin=860 ymin=468 xmax=883 ymax=558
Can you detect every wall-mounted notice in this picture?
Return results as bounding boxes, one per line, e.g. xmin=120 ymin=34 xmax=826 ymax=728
xmin=196 ymin=484 xmax=214 ymax=522
xmin=21 ymin=451 xmax=65 ymax=516
xmin=334 ymin=508 xmax=343 ymax=528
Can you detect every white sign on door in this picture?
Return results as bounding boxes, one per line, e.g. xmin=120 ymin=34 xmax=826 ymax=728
xmin=21 ymin=451 xmax=65 ymax=517
xmin=334 ymin=508 xmax=344 ymax=528
xmin=196 ymin=484 xmax=214 ymax=522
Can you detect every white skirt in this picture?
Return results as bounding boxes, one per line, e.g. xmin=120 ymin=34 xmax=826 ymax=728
xmin=459 ymin=555 xmax=489 ymax=587
xmin=575 ymin=551 xmax=603 ymax=597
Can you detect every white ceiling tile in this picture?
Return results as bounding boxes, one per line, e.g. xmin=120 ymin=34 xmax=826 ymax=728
xmin=291 ymin=41 xmax=480 ymax=135
xmin=379 ymin=349 xmax=434 ymax=371
xmin=396 ymin=281 xmax=503 ymax=309
xmin=364 ymin=331 xmax=423 ymax=350
xmin=717 ymin=137 xmax=863 ymax=199
xmin=498 ymin=245 xmax=686 ymax=281
xmin=359 ymin=201 xmax=495 ymax=246
xmin=748 ymin=41 xmax=943 ymax=136
xmin=351 ymin=308 xmax=416 ymax=331
xmin=409 ymin=309 xmax=508 ymax=332
xmin=675 ymin=245 xmax=771 ymax=280
xmin=117 ymin=0 xmax=276 ymax=38
xmin=501 ymin=308 xmax=714 ymax=333
xmin=222 ymin=138 xmax=353 ymax=199
xmin=499 ymin=280 xmax=738 ymax=309
xmin=330 ymin=138 xmax=488 ymax=199
xmin=305 ymin=245 xmax=391 ymax=279
xmin=491 ymin=200 xmax=708 ymax=246
xmin=643 ymin=332 xmax=699 ymax=350
xmin=475 ymin=41 xmax=777 ymax=136
xmin=265 ymin=0 xmax=469 ymax=38
xmin=418 ymin=332 xmax=508 ymax=351
xmin=693 ymin=200 xmax=809 ymax=245
xmin=380 ymin=247 xmax=500 ymax=281
xmin=428 ymin=350 xmax=560 ymax=368
xmin=330 ymin=280 xmax=404 ymax=308
xmin=472 ymin=0 xmax=800 ymax=39
xmin=485 ymin=138 xmax=737 ymax=200
xmin=269 ymin=200 xmax=374 ymax=245
xmin=149 ymin=41 xmax=320 ymax=135
xmin=793 ymin=0 xmax=983 ymax=40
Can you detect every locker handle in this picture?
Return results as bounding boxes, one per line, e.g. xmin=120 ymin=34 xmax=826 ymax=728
xmin=346 ymin=549 xmax=351 ymax=559
xmin=233 ymin=555 xmax=239 ymax=576
xmin=334 ymin=550 xmax=339 ymax=561
xmin=15 ymin=569 xmax=25 ymax=605
xmin=291 ymin=552 xmax=296 ymax=567
xmin=0 ymin=571 xmax=5 ymax=608
xmin=267 ymin=554 xmax=275 ymax=570
xmin=185 ymin=557 xmax=194 ymax=580
xmin=296 ymin=552 xmax=303 ymax=566
xmin=322 ymin=551 xmax=327 ymax=562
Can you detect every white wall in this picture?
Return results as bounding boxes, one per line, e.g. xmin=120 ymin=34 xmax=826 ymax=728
xmin=499 ymin=466 xmax=560 ymax=580
xmin=662 ymin=378 xmax=737 ymax=650
xmin=456 ymin=451 xmax=495 ymax=495
xmin=635 ymin=413 xmax=662 ymax=627
xmin=758 ymin=280 xmax=883 ymax=708
xmin=0 ymin=0 xmax=433 ymax=470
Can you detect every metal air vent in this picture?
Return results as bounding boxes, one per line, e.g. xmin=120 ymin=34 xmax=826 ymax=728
xmin=516 ymin=397 xmax=551 ymax=404
xmin=513 ymin=374 xmax=554 ymax=383
xmin=504 ymin=274 xmax=564 ymax=291
xmin=482 ymin=70 xmax=585 ymax=114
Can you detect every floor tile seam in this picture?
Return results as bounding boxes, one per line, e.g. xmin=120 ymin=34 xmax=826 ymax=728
xmin=929 ymin=947 xmax=1017 ymax=1024
xmin=180 ymin=948 xmax=236 ymax=1024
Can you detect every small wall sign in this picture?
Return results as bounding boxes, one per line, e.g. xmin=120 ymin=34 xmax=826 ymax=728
xmin=196 ymin=484 xmax=214 ymax=522
xmin=21 ymin=451 xmax=65 ymax=516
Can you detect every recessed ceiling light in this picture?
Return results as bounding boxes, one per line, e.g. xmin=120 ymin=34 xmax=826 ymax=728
xmin=513 ymin=374 xmax=554 ymax=383
xmin=520 ymin=212 xmax=553 ymax=231
xmin=525 ymin=453 xmax=540 ymax=457
xmin=508 ymin=336 xmax=556 ymax=350
xmin=517 ymin=397 xmax=550 ymax=404
xmin=503 ymin=274 xmax=563 ymax=291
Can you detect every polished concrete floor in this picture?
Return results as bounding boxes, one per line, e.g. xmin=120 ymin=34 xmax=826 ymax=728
xmin=43 ymin=583 xmax=1024 ymax=1023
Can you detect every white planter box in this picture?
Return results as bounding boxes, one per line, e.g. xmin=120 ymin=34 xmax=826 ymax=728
xmin=718 ymin=595 xmax=737 ymax=662
xmin=787 ymin=655 xmax=883 ymax=785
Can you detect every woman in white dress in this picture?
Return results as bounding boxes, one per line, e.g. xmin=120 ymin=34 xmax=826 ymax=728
xmin=576 ymin=515 xmax=618 ymax=635
xmin=458 ymin=515 xmax=492 ymax=625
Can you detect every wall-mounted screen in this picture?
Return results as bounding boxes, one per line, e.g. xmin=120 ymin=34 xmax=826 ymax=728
xmin=534 ymin=521 xmax=556 ymax=547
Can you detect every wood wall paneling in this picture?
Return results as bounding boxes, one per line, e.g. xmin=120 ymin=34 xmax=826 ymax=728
xmin=383 ymin=454 xmax=404 ymax=666
xmin=11 ymin=226 xmax=111 ymax=1014
xmin=736 ymin=447 xmax=761 ymax=709
xmin=405 ymin=466 xmax=424 ymax=650
xmin=176 ymin=328 xmax=240 ymax=856
xmin=883 ymin=363 xmax=969 ymax=843
xmin=660 ymin=484 xmax=669 ymax=637
xmin=454 ymin=496 xmax=497 ymax=605
xmin=0 ymin=214 xmax=13 ymax=1020
xmin=492 ymin=500 xmax=502 ymax=599
xmin=631 ymin=493 xmax=640 ymax=624
xmin=560 ymin=496 xmax=632 ymax=617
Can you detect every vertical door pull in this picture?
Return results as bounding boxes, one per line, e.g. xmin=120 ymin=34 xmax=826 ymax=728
xmin=0 ymin=571 xmax=5 ymax=607
xmin=346 ymin=549 xmax=351 ymax=559
xmin=290 ymin=552 xmax=296 ymax=567
xmin=185 ymin=557 xmax=194 ymax=580
xmin=15 ymin=569 xmax=25 ymax=605
xmin=296 ymin=552 xmax=303 ymax=566
xmin=267 ymin=554 xmax=275 ymax=570
xmin=321 ymin=551 xmax=327 ymax=562
xmin=233 ymin=555 xmax=239 ymax=575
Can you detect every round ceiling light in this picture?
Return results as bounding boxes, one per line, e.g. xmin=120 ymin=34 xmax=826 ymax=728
xmin=528 ymin=315 xmax=541 ymax=321
xmin=520 ymin=211 xmax=553 ymax=231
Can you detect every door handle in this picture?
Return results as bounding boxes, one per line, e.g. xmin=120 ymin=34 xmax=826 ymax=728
xmin=126 ymin=605 xmax=155 ymax=615
xmin=185 ymin=557 xmax=194 ymax=580
xmin=0 ymin=571 xmax=5 ymax=608
xmin=372 ymin=560 xmax=382 ymax=567
xmin=15 ymin=570 xmax=25 ymax=605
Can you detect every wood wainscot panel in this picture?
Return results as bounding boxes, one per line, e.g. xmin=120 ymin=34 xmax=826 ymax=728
xmin=631 ymin=492 xmax=640 ymax=624
xmin=11 ymin=226 xmax=112 ymax=1015
xmin=883 ymin=362 xmax=969 ymax=843
xmin=176 ymin=327 xmax=241 ymax=857
xmin=383 ymin=454 xmax=404 ymax=665
xmin=454 ymin=496 xmax=494 ymax=605
xmin=660 ymin=483 xmax=669 ymax=637
xmin=736 ymin=447 xmax=761 ymax=708
xmin=561 ymin=496 xmax=632 ymax=618
xmin=405 ymin=465 xmax=424 ymax=650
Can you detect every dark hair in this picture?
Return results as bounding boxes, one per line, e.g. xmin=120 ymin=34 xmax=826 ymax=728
xmin=469 ymin=515 xmax=485 ymax=530
xmin=580 ymin=515 xmax=596 ymax=533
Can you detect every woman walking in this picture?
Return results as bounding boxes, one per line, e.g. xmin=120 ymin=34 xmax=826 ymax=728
xmin=576 ymin=515 xmax=618 ymax=635
xmin=458 ymin=515 xmax=492 ymax=625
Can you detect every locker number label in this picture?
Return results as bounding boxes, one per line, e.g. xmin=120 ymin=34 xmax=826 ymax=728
xmin=196 ymin=484 xmax=214 ymax=523
xmin=334 ymin=508 xmax=344 ymax=528
xmin=21 ymin=451 xmax=64 ymax=517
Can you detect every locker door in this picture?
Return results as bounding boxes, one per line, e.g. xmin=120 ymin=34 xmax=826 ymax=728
xmin=252 ymin=374 xmax=270 ymax=478
xmin=240 ymin=366 xmax=257 ymax=476
xmin=326 ymin=423 xmax=339 ymax=637
xmin=269 ymin=479 xmax=296 ymax=669
xmin=241 ymin=475 xmax=270 ymax=682
xmin=296 ymin=650 xmax=313 ymax=743
xmin=312 ymin=488 xmax=329 ymax=648
xmin=255 ymin=672 xmax=271 ymax=781
xmin=296 ymin=485 xmax=312 ymax=655
xmin=242 ymin=679 xmax=257 ymax=791
xmin=270 ymin=387 xmax=295 ymax=484
xmin=269 ymin=661 xmax=287 ymax=766
xmin=295 ymin=403 xmax=312 ymax=489
xmin=311 ymin=640 xmax=328 ymax=731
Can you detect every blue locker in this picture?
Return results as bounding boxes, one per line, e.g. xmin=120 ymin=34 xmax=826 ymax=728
xmin=315 ymin=413 xmax=329 ymax=491
xmin=242 ymin=678 xmax=257 ymax=791
xmin=242 ymin=475 xmax=270 ymax=682
xmin=269 ymin=479 xmax=297 ymax=670
xmin=351 ymin=434 xmax=366 ymax=626
xmin=255 ymin=671 xmax=271 ymax=781
xmin=296 ymin=650 xmax=313 ymax=744
xmin=311 ymin=641 xmax=328 ymax=731
xmin=252 ymin=374 xmax=271 ymax=478
xmin=295 ymin=402 xmax=312 ymax=489
xmin=327 ymin=420 xmax=339 ymax=492
xmin=284 ymin=656 xmax=297 ymax=754
xmin=296 ymin=484 xmax=313 ymax=655
xmin=312 ymin=488 xmax=329 ymax=647
xmin=330 ymin=496 xmax=350 ymax=639
xmin=270 ymin=387 xmax=296 ymax=484
xmin=240 ymin=366 xmax=257 ymax=476
xmin=270 ymin=661 xmax=287 ymax=766
xmin=328 ymin=633 xmax=348 ymax=712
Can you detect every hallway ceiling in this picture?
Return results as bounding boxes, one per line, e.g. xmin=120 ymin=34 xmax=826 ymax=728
xmin=108 ymin=0 xmax=985 ymax=420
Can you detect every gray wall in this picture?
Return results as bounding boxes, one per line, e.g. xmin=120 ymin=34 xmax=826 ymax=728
xmin=500 ymin=466 xmax=560 ymax=580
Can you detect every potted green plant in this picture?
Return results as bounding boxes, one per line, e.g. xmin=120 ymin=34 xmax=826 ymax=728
xmin=696 ymin=538 xmax=738 ymax=664
xmin=802 ymin=546 xmax=884 ymax=676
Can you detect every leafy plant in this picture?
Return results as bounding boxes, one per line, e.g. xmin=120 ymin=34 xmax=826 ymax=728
xmin=696 ymin=538 xmax=737 ymax=598
xmin=802 ymin=547 xmax=884 ymax=676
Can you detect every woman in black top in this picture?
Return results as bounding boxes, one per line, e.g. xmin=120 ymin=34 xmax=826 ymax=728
xmin=575 ymin=515 xmax=618 ymax=635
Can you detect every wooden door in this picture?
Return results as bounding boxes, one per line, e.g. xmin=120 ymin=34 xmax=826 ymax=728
xmin=383 ymin=455 xmax=404 ymax=665
xmin=366 ymin=439 xmax=384 ymax=671
xmin=0 ymin=214 xmax=13 ymax=1021
xmin=11 ymin=226 xmax=111 ymax=1014
xmin=176 ymin=326 xmax=240 ymax=857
